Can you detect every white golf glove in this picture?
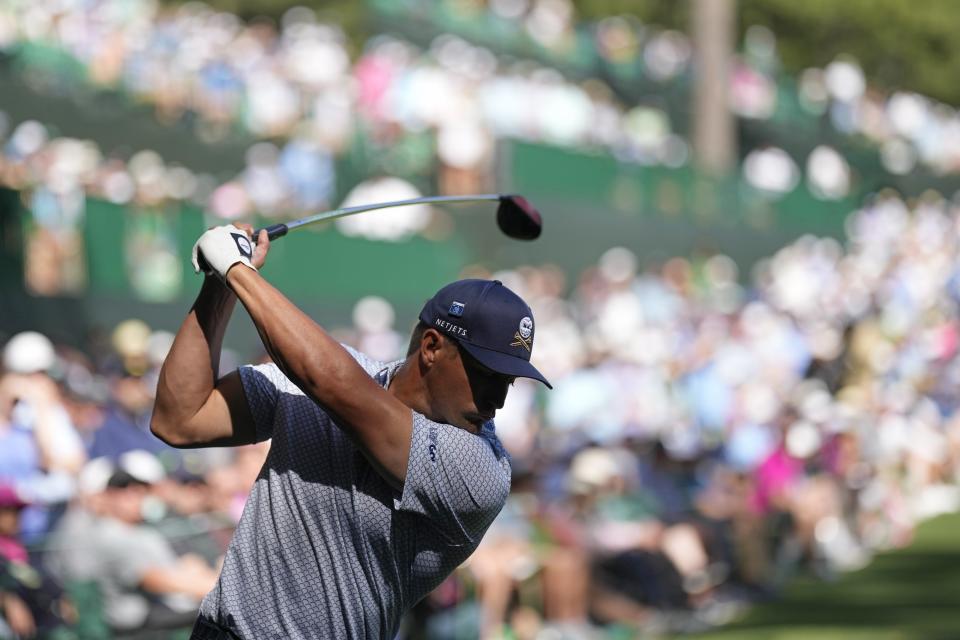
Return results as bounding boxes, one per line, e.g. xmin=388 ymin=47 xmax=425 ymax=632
xmin=191 ymin=224 xmax=257 ymax=280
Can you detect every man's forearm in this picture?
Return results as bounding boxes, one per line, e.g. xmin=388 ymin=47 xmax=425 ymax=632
xmin=153 ymin=277 xmax=238 ymax=427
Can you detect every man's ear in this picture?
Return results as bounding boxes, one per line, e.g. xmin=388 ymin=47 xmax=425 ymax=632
xmin=419 ymin=328 xmax=446 ymax=368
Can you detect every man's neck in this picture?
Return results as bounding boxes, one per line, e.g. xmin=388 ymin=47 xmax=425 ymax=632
xmin=387 ymin=358 xmax=433 ymax=419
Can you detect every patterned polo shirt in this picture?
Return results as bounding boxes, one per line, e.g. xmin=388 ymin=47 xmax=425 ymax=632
xmin=198 ymin=346 xmax=511 ymax=639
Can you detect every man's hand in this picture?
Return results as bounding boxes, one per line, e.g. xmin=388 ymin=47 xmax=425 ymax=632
xmin=1 ymin=592 xmax=36 ymax=639
xmin=0 ymin=372 xmax=60 ymax=410
xmin=236 ymin=223 xmax=270 ymax=270
xmin=192 ymin=224 xmax=270 ymax=280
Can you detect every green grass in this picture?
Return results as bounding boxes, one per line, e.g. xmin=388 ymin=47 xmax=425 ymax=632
xmin=679 ymin=512 xmax=960 ymax=640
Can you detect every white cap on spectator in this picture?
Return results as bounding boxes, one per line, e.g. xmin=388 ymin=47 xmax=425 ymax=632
xmin=568 ymin=447 xmax=621 ymax=493
xmin=112 ymin=319 xmax=151 ymax=360
xmin=78 ymin=457 xmax=115 ymax=496
xmin=3 ymin=331 xmax=56 ymax=374
xmin=119 ymin=449 xmax=166 ymax=485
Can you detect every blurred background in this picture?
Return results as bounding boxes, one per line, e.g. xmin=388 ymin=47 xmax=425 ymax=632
xmin=3 ymin=0 xmax=960 ymax=638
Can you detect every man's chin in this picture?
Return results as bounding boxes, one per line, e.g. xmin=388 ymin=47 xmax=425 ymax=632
xmin=459 ymin=418 xmax=483 ymax=434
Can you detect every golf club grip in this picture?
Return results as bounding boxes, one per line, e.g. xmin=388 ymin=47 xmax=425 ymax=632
xmin=256 ymin=223 xmax=289 ymax=241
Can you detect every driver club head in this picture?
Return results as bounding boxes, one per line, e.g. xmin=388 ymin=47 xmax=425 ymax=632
xmin=496 ymin=195 xmax=542 ymax=240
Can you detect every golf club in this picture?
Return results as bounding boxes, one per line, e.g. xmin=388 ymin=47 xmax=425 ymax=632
xmin=254 ymin=193 xmax=542 ymax=242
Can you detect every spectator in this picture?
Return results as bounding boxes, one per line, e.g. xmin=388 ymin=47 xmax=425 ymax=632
xmin=0 ymin=484 xmax=76 ymax=639
xmin=45 ymin=457 xmax=219 ymax=636
xmin=1 ymin=332 xmax=86 ymax=541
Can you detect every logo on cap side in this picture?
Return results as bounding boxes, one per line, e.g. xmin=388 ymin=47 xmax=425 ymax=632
xmin=518 ymin=317 xmax=533 ymax=339
xmin=449 ymin=301 xmax=465 ymax=318
xmin=511 ymin=317 xmax=534 ymax=352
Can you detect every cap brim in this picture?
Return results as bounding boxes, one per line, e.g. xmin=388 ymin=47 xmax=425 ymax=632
xmin=460 ymin=341 xmax=552 ymax=389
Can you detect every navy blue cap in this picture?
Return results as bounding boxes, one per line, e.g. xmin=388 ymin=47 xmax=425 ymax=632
xmin=419 ymin=279 xmax=552 ymax=389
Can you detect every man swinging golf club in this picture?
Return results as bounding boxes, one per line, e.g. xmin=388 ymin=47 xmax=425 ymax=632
xmin=151 ymin=219 xmax=551 ymax=640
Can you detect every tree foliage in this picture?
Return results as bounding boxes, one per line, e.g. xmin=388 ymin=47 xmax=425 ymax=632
xmin=738 ymin=0 xmax=960 ymax=106
xmin=575 ymin=0 xmax=960 ymax=106
xmin=166 ymin=0 xmax=960 ymax=105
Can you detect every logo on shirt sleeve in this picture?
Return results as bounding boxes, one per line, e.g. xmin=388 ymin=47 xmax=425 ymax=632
xmin=427 ymin=425 xmax=438 ymax=462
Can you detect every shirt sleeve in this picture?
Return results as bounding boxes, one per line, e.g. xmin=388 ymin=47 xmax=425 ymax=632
xmin=12 ymin=402 xmax=85 ymax=463
xmin=397 ymin=413 xmax=511 ymax=546
xmin=339 ymin=343 xmax=386 ymax=377
xmin=238 ymin=363 xmax=300 ymax=443
xmin=110 ymin=526 xmax=179 ymax=587
xmin=43 ymin=406 xmax=86 ymax=462
xmin=237 ymin=348 xmax=388 ymax=443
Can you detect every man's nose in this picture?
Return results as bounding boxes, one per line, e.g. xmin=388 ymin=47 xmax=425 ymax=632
xmin=486 ymin=379 xmax=510 ymax=410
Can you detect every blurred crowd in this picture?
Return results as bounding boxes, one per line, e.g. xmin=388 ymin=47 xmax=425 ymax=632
xmin=3 ymin=1 xmax=960 ymax=638
xmin=3 ymin=0 xmax=960 ymax=232
xmin=375 ymin=0 xmax=960 ymax=180
xmin=0 ymin=318 xmax=265 ymax=638
xmin=423 ymin=191 xmax=960 ymax=638
xmin=4 ymin=192 xmax=960 ymax=638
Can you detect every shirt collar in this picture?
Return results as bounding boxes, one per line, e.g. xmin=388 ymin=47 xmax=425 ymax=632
xmin=375 ymin=360 xmax=405 ymax=390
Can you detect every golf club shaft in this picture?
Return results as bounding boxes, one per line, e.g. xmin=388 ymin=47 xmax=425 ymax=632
xmin=257 ymin=194 xmax=503 ymax=240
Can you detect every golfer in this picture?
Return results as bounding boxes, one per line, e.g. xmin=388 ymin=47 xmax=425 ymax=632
xmin=151 ymin=223 xmax=551 ymax=639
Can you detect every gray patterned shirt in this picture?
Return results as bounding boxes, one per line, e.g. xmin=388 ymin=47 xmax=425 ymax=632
xmin=198 ymin=346 xmax=511 ymax=639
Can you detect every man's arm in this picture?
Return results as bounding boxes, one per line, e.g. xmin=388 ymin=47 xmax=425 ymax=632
xmin=150 ymin=275 xmax=256 ymax=448
xmin=226 ymin=264 xmax=413 ymax=490
xmin=139 ymin=554 xmax=220 ymax=601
